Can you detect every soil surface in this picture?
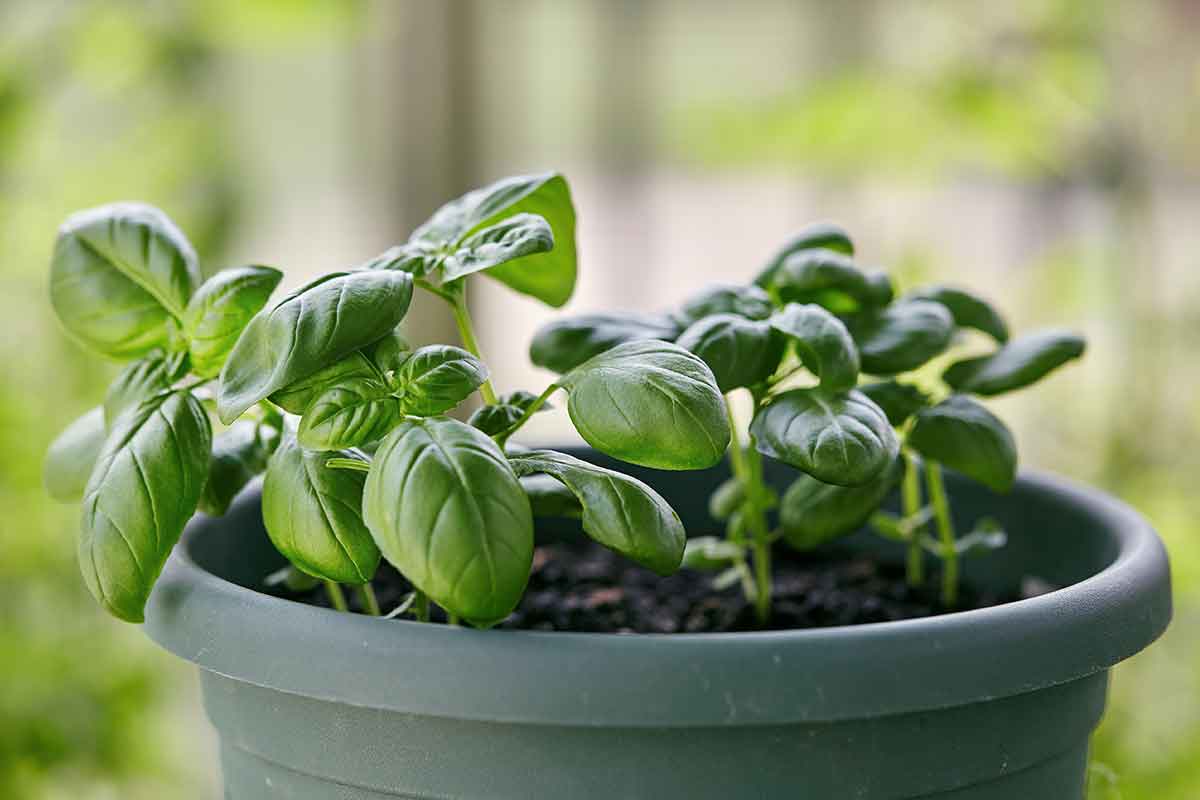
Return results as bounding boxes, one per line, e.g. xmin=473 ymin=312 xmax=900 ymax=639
xmin=269 ymin=542 xmax=1025 ymax=633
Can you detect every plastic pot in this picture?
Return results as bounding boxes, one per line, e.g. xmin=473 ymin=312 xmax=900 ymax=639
xmin=145 ymin=449 xmax=1171 ymax=799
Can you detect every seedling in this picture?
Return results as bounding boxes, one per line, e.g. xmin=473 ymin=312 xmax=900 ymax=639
xmin=532 ymin=223 xmax=1086 ymax=620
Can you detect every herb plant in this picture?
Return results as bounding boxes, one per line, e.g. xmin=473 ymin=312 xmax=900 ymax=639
xmin=531 ymin=223 xmax=1086 ymax=621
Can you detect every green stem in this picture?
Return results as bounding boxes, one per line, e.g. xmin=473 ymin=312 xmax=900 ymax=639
xmin=924 ymin=461 xmax=958 ymax=608
xmin=448 ymin=284 xmax=498 ymax=405
xmin=357 ymin=583 xmax=382 ymax=616
xmin=324 ymin=581 xmax=348 ymax=612
xmin=414 ymin=590 xmax=430 ymax=623
xmin=724 ymin=396 xmax=772 ymax=625
xmin=324 ymin=457 xmax=372 ymax=473
xmin=902 ymin=451 xmax=924 ymax=587
xmin=495 ymin=383 xmax=558 ymax=447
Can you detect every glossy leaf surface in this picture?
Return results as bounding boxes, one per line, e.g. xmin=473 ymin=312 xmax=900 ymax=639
xmin=769 ymin=303 xmax=860 ymax=390
xmin=392 ymin=345 xmax=488 ymax=416
xmin=184 ymin=265 xmax=283 ymax=377
xmin=676 ymin=313 xmax=784 ymax=392
xmin=858 ymin=380 xmax=932 ymax=426
xmin=942 ymin=330 xmax=1086 ymax=396
xmin=468 ymin=390 xmax=551 ymax=437
xmin=198 ymin=420 xmax=277 ymax=516
xmin=441 ymin=213 xmax=555 ymax=283
xmin=529 ymin=311 xmax=681 ymax=374
xmin=781 ymin=457 xmax=901 ymax=550
xmin=297 ymin=377 xmax=402 ymax=450
xmin=103 ymin=353 xmax=171 ymax=427
xmin=907 ymin=285 xmax=1008 ymax=343
xmin=269 ymin=352 xmax=378 ymax=415
xmin=753 ymin=222 xmax=854 ymax=287
xmin=768 ymin=248 xmax=874 ymax=310
xmin=44 ymin=407 xmax=106 ymax=502
xmin=908 ymin=395 xmax=1017 ymax=492
xmin=848 ymin=300 xmax=955 ymax=374
xmin=679 ymin=283 xmax=773 ymax=323
xmin=559 ymin=340 xmax=730 ymax=470
xmin=519 ymin=473 xmax=582 ymax=518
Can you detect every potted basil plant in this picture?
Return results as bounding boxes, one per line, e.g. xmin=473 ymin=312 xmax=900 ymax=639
xmin=44 ymin=174 xmax=1170 ymax=799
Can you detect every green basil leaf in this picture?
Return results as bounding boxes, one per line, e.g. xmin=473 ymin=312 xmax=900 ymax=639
xmin=392 ymin=345 xmax=488 ymax=416
xmin=413 ymin=172 xmax=577 ymax=307
xmin=468 ymin=390 xmax=552 ymax=437
xmin=441 ymin=213 xmax=555 ymax=283
xmin=907 ymin=285 xmax=1009 ymax=343
xmin=357 ymin=243 xmax=443 ymax=276
xmin=676 ymin=313 xmax=784 ymax=392
xmin=198 ymin=420 xmax=277 ymax=516
xmin=297 ymin=377 xmax=403 ymax=450
xmin=679 ymin=283 xmax=774 ymax=323
xmin=766 ymin=248 xmax=875 ymax=312
xmin=269 ymin=353 xmax=378 ymax=415
xmin=50 ymin=203 xmax=201 ymax=359
xmin=363 ymin=327 xmax=413 ymax=376
xmin=519 ymin=473 xmax=582 ymax=518
xmin=681 ymin=536 xmax=743 ymax=571
xmin=768 ymin=303 xmax=860 ymax=390
xmin=753 ymin=222 xmax=854 ymax=288
xmin=183 ymin=265 xmax=283 ymax=378
xmin=708 ymin=476 xmax=745 ymax=521
xmin=847 ymin=300 xmax=955 ymax=374
xmin=750 ymin=388 xmax=898 ymax=486
xmin=217 ymin=270 xmax=414 ymax=423
xmin=865 ymin=271 xmax=895 ymax=307
xmin=79 ymin=390 xmax=212 ymax=622
xmin=942 ymin=330 xmax=1086 ymax=396
xmin=858 ymin=380 xmax=932 ymax=426
xmin=104 ymin=352 xmax=171 ymax=427
xmin=509 ymin=450 xmax=686 ymax=575
xmin=781 ymin=457 xmax=902 ymax=550
xmin=908 ymin=395 xmax=1017 ymax=492
xmin=363 ymin=417 xmax=534 ymax=624
xmin=529 ymin=311 xmax=682 ymax=374
xmin=261 ymin=437 xmax=379 ymax=584
xmin=559 ymin=340 xmax=731 ymax=471
xmin=44 ymin=407 xmax=107 ymax=502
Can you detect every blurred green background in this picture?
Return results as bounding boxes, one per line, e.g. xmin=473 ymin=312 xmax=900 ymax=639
xmin=1 ymin=1 xmax=1197 ymax=797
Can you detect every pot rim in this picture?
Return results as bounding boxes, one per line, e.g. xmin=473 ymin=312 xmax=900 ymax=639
xmin=145 ymin=469 xmax=1171 ymax=727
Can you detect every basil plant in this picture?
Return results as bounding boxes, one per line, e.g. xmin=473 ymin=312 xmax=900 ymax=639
xmin=44 ymin=174 xmax=733 ymax=626
xmin=531 ymin=223 xmax=1086 ymax=620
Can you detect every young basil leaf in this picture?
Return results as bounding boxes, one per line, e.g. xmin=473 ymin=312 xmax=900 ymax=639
xmin=363 ymin=327 xmax=413 ymax=375
xmin=907 ymin=285 xmax=1008 ymax=343
xmin=269 ymin=352 xmax=379 ymax=415
xmin=558 ymin=340 xmax=731 ymax=470
xmin=183 ymin=265 xmax=283 ymax=378
xmin=680 ymin=536 xmax=743 ymax=571
xmin=509 ymin=450 xmax=686 ymax=575
xmin=392 ymin=345 xmax=488 ymax=415
xmin=469 ymin=390 xmax=552 ymax=437
xmin=441 ymin=213 xmax=555 ymax=283
xmin=519 ymin=473 xmax=582 ymax=518
xmin=44 ymin=407 xmax=106 ymax=502
xmin=858 ymin=380 xmax=932 ymax=426
xmin=766 ymin=248 xmax=875 ymax=312
xmin=262 ymin=437 xmax=380 ymax=585
xmin=103 ymin=352 xmax=171 ymax=427
xmin=363 ymin=417 xmax=534 ymax=624
xmin=79 ymin=390 xmax=212 ymax=622
xmin=908 ymin=395 xmax=1017 ymax=492
xmin=864 ymin=271 xmax=895 ymax=307
xmin=752 ymin=222 xmax=854 ymax=288
xmin=750 ymin=388 xmax=898 ymax=486
xmin=297 ymin=377 xmax=402 ymax=450
xmin=942 ymin=330 xmax=1086 ymax=396
xmin=412 ymin=172 xmax=577 ymax=307
xmin=529 ymin=311 xmax=682 ymax=374
xmin=768 ymin=303 xmax=860 ymax=390
xmin=217 ymin=270 xmax=414 ymax=423
xmin=676 ymin=313 xmax=784 ymax=392
xmin=847 ymin=299 xmax=955 ymax=375
xmin=781 ymin=457 xmax=902 ymax=550
xmin=50 ymin=203 xmax=201 ymax=359
xmin=198 ymin=420 xmax=277 ymax=516
xmin=357 ymin=243 xmax=443 ymax=276
xmin=679 ymin=283 xmax=774 ymax=324
xmin=708 ymin=476 xmax=745 ymax=521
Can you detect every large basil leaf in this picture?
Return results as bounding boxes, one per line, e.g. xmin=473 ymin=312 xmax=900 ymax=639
xmin=78 ymin=390 xmax=211 ymax=622
xmin=908 ymin=395 xmax=1017 ymax=492
xmin=198 ymin=420 xmax=277 ymax=516
xmin=217 ymin=270 xmax=413 ymax=423
xmin=363 ymin=417 xmax=534 ymax=624
xmin=858 ymin=380 xmax=932 ymax=426
xmin=768 ymin=303 xmax=860 ymax=390
xmin=392 ymin=345 xmax=488 ymax=416
xmin=676 ymin=313 xmax=784 ymax=392
xmin=184 ymin=265 xmax=283 ymax=377
xmin=679 ymin=283 xmax=773 ymax=324
xmin=49 ymin=203 xmax=200 ymax=359
xmin=469 ymin=390 xmax=552 ymax=437
xmin=767 ymin=249 xmax=874 ymax=311
xmin=44 ymin=407 xmax=106 ymax=502
xmin=907 ymin=285 xmax=1009 ymax=343
xmin=412 ymin=172 xmax=577 ymax=307
xmin=441 ymin=213 xmax=555 ymax=283
xmin=942 ymin=330 xmax=1086 ymax=396
xmin=529 ymin=311 xmax=682 ymax=374
xmin=848 ymin=300 xmax=955 ymax=374
xmin=753 ymin=222 xmax=855 ymax=288
xmin=519 ymin=473 xmax=582 ymax=518
xmin=559 ymin=340 xmax=730 ymax=470
xmin=781 ymin=457 xmax=902 ymax=550
xmin=509 ymin=450 xmax=686 ymax=574
xmin=750 ymin=388 xmax=898 ymax=486
xmin=103 ymin=352 xmax=172 ymax=427
xmin=297 ymin=377 xmax=402 ymax=450
xmin=261 ymin=437 xmax=379 ymax=584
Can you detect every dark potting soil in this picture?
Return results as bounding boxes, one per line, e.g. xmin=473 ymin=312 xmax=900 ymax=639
xmin=269 ymin=542 xmax=1025 ymax=633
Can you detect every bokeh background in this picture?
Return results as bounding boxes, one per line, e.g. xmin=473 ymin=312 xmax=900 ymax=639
xmin=1 ymin=1 xmax=1197 ymax=797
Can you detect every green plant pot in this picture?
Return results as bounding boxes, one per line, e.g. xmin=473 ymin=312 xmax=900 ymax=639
xmin=145 ymin=449 xmax=1170 ymax=799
